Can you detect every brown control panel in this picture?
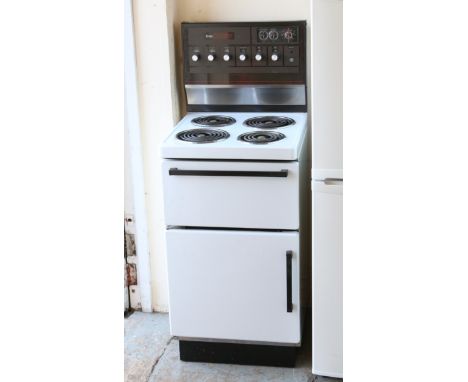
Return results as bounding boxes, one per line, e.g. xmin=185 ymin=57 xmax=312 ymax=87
xmin=182 ymin=21 xmax=306 ymax=85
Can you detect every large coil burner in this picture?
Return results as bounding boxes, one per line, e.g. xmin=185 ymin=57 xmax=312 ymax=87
xmin=177 ymin=129 xmax=230 ymax=143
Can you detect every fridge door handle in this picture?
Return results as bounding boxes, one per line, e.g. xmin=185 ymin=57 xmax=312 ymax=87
xmin=169 ymin=168 xmax=288 ymax=178
xmin=286 ymin=250 xmax=293 ymax=313
xmin=323 ymin=178 xmax=343 ymax=185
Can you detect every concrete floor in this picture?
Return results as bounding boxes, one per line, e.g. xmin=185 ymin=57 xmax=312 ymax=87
xmin=125 ymin=312 xmax=341 ymax=382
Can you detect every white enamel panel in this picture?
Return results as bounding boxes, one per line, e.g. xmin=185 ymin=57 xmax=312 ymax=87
xmin=312 ymin=0 xmax=343 ymax=175
xmin=166 ymin=229 xmax=301 ymax=344
xmin=312 ymin=179 xmax=343 ymax=378
xmin=160 ymin=112 xmax=307 ymax=161
xmin=162 ymin=160 xmax=300 ymax=230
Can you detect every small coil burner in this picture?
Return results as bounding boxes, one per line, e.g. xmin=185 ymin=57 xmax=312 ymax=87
xmin=177 ymin=129 xmax=230 ymax=144
xmin=191 ymin=115 xmax=236 ymax=127
xmin=243 ymin=116 xmax=295 ymax=129
xmin=238 ymin=131 xmax=286 ymax=144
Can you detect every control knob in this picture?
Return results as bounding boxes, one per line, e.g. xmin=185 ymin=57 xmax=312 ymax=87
xmin=239 ymin=53 xmax=247 ymax=61
xmin=271 ymin=53 xmax=279 ymax=62
xmin=191 ymin=53 xmax=200 ymax=62
xmin=207 ymin=53 xmax=216 ymax=62
xmin=223 ymin=53 xmax=231 ymax=62
xmin=255 ymin=53 xmax=263 ymax=61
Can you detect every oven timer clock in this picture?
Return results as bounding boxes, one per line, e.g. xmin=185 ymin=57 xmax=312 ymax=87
xmin=257 ymin=27 xmax=298 ymax=43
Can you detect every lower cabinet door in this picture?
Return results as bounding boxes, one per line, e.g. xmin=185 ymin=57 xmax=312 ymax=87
xmin=166 ymin=229 xmax=301 ymax=344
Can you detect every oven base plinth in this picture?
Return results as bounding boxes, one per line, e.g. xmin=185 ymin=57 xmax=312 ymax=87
xmin=179 ymin=340 xmax=297 ymax=368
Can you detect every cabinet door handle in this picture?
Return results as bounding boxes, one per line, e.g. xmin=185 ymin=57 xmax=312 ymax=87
xmin=286 ymin=250 xmax=293 ymax=313
xmin=169 ymin=168 xmax=288 ymax=178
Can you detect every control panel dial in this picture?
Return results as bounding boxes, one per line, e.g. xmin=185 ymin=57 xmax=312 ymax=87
xmin=223 ymin=54 xmax=231 ymax=62
xmin=255 ymin=53 xmax=263 ymax=61
xmin=207 ymin=53 xmax=216 ymax=62
xmin=283 ymin=29 xmax=294 ymax=41
xmin=191 ymin=53 xmax=200 ymax=62
xmin=255 ymin=26 xmax=299 ymax=43
xmin=258 ymin=30 xmax=269 ymax=41
xmin=268 ymin=30 xmax=279 ymax=40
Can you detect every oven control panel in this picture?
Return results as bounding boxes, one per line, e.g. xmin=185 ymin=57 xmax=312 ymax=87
xmin=182 ymin=21 xmax=306 ymax=79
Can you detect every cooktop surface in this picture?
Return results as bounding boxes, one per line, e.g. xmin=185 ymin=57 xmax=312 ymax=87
xmin=161 ymin=112 xmax=307 ymax=160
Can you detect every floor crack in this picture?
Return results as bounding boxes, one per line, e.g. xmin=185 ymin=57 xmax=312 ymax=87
xmin=147 ymin=336 xmax=174 ymax=381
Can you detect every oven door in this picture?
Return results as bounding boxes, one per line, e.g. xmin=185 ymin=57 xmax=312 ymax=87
xmin=162 ymin=160 xmax=300 ymax=230
xmin=166 ymin=228 xmax=301 ymax=345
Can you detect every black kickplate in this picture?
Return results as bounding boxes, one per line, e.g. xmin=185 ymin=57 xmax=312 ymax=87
xmin=179 ymin=340 xmax=296 ymax=368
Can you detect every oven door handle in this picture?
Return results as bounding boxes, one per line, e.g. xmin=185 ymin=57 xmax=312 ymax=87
xmin=286 ymin=250 xmax=293 ymax=313
xmin=169 ymin=168 xmax=289 ymax=178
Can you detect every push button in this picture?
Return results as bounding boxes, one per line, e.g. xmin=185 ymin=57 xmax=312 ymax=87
xmin=284 ymin=46 xmax=299 ymax=67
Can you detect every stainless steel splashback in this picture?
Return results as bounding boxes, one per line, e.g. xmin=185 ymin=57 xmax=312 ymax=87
xmin=185 ymin=84 xmax=306 ymax=107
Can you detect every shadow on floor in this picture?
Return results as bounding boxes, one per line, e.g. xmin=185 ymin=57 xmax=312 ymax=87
xmin=125 ymin=312 xmax=342 ymax=382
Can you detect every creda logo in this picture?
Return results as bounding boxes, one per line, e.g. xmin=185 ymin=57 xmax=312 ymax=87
xmin=205 ymin=33 xmax=213 ymax=39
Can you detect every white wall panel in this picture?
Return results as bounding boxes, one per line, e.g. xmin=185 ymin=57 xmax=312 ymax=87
xmin=132 ymin=0 xmax=177 ymax=312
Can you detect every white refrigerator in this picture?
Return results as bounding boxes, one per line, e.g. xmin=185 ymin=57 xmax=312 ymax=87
xmin=311 ymin=0 xmax=343 ymax=378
